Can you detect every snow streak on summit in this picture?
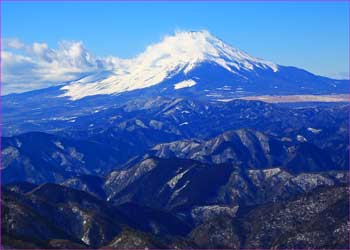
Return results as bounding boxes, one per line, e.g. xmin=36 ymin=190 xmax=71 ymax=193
xmin=61 ymin=31 xmax=278 ymax=100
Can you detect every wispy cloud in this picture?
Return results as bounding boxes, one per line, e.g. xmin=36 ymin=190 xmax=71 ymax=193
xmin=4 ymin=38 xmax=25 ymax=50
xmin=1 ymin=38 xmax=121 ymax=94
xmin=325 ymin=71 xmax=349 ymax=80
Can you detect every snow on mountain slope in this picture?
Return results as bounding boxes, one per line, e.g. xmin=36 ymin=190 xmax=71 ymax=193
xmin=61 ymin=30 xmax=278 ymax=100
xmin=174 ymin=80 xmax=197 ymax=90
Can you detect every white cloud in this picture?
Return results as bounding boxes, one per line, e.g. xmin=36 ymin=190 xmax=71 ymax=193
xmin=1 ymin=38 xmax=121 ymax=95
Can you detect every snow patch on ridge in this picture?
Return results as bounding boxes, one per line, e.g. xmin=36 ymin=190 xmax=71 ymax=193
xmin=307 ymin=127 xmax=322 ymax=134
xmin=167 ymin=169 xmax=190 ymax=189
xmin=297 ymin=135 xmax=307 ymax=142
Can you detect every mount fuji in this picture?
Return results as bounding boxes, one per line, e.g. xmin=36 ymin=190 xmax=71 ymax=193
xmin=56 ymin=30 xmax=347 ymax=100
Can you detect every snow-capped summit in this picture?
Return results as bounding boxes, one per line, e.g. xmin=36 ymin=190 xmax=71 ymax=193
xmin=60 ymin=30 xmax=278 ymax=100
xmin=135 ymin=30 xmax=278 ymax=74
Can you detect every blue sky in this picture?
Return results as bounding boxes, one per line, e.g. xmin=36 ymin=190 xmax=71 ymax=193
xmin=1 ymin=1 xmax=349 ymax=93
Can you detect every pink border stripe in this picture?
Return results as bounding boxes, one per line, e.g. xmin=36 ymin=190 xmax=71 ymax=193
xmin=0 ymin=1 xmax=349 ymax=250
xmin=0 ymin=0 xmax=350 ymax=2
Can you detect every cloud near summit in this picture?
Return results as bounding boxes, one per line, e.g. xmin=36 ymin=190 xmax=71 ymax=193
xmin=1 ymin=38 xmax=121 ymax=94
